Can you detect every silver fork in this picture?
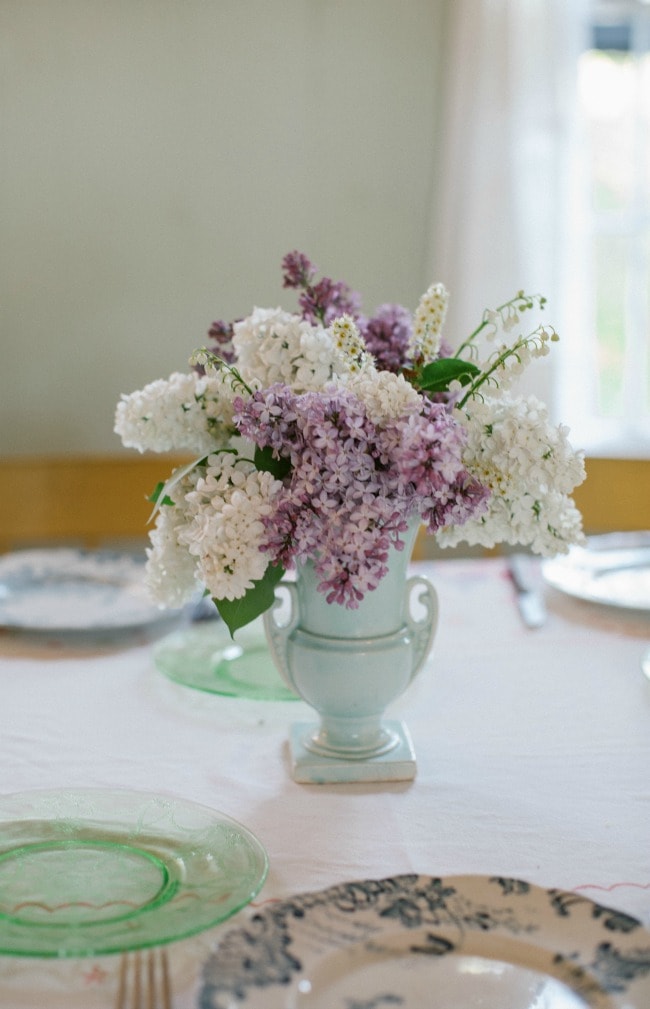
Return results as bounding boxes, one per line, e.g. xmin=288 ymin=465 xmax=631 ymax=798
xmin=116 ymin=949 xmax=172 ymax=1009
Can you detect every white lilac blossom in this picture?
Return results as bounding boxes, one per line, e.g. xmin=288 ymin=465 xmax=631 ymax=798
xmin=178 ymin=453 xmax=282 ymax=601
xmin=146 ymin=452 xmax=282 ymax=605
xmin=114 ymin=371 xmax=238 ymax=454
xmin=143 ymin=467 xmax=204 ymax=607
xmin=437 ymin=394 xmax=586 ymax=555
xmin=232 ymin=307 xmax=338 ymax=392
xmin=344 ymin=366 xmax=423 ymax=424
xmin=115 ymin=250 xmax=584 ymax=631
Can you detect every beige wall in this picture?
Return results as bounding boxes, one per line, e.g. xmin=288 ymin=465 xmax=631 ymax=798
xmin=1 ymin=0 xmax=444 ymax=455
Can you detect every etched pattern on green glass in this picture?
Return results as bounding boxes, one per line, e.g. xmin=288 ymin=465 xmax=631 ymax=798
xmin=0 ymin=789 xmax=268 ymax=957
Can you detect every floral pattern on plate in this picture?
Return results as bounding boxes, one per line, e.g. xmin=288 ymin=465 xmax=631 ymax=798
xmin=0 ymin=549 xmax=183 ymax=632
xmin=199 ymin=874 xmax=650 ymax=1008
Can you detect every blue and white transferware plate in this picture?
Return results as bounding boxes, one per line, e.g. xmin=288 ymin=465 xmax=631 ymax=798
xmin=0 ymin=548 xmax=182 ymax=633
xmin=199 ymin=874 xmax=650 ymax=1008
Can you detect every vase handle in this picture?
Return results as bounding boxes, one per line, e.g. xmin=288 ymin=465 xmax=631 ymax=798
xmin=405 ymin=575 xmax=438 ymax=682
xmin=263 ymin=581 xmax=300 ymax=692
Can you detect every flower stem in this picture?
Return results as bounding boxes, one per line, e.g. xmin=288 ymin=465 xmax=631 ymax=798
xmin=454 ymin=292 xmax=544 ymax=357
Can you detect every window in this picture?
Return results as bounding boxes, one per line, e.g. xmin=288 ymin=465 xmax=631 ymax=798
xmin=569 ymin=0 xmax=650 ymax=456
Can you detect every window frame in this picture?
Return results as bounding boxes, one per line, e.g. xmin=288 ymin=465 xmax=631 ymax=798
xmin=561 ymin=0 xmax=650 ymax=459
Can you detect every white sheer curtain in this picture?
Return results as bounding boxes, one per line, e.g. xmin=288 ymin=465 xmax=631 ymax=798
xmin=427 ymin=0 xmax=590 ymax=414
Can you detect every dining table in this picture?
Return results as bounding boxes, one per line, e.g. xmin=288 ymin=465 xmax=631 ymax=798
xmin=1 ymin=551 xmax=649 ymax=1007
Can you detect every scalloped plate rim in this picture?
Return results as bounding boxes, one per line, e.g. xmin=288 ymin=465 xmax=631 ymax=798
xmin=199 ymin=872 xmax=650 ymax=1008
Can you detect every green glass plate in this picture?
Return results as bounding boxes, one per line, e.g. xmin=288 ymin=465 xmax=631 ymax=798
xmin=153 ymin=619 xmax=298 ymax=701
xmin=0 ymin=788 xmax=268 ymax=957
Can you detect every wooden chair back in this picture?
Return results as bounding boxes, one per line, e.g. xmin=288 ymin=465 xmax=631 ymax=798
xmin=0 ymin=455 xmax=188 ymax=553
xmin=0 ymin=455 xmax=647 ymax=556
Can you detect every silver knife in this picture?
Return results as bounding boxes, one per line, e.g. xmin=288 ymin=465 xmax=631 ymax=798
xmin=507 ymin=553 xmax=547 ymax=629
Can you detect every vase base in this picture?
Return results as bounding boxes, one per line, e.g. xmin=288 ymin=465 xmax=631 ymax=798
xmin=288 ymin=720 xmax=416 ymax=784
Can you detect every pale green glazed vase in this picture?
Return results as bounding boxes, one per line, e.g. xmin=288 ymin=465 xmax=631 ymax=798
xmin=263 ymin=522 xmax=438 ymax=783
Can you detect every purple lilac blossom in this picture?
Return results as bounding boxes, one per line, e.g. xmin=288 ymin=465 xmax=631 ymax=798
xmin=206 ymin=319 xmax=237 ymax=364
xmin=385 ymin=402 xmax=490 ymax=533
xmin=438 ymin=336 xmax=454 ymax=358
xmin=234 ymin=384 xmax=490 ymax=607
xmin=298 ymin=276 xmax=363 ymax=326
xmin=281 ymin=251 xmax=316 ymax=290
xmin=280 ymin=250 xmax=363 ymax=326
xmin=361 ymin=303 xmax=413 ymax=373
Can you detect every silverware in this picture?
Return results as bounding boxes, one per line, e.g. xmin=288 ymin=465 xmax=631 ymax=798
xmin=116 ymin=949 xmax=172 ymax=1009
xmin=507 ymin=553 xmax=547 ymax=629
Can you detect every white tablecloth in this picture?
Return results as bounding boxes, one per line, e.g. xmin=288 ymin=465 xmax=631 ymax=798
xmin=1 ymin=557 xmax=649 ymax=1006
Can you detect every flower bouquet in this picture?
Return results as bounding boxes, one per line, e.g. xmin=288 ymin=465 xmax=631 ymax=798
xmin=115 ymin=252 xmax=585 ymax=636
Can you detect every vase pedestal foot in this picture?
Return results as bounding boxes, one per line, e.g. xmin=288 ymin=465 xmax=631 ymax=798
xmin=288 ymin=720 xmax=416 ymax=784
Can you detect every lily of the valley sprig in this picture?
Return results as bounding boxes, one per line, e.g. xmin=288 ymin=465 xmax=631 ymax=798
xmin=115 ymin=252 xmax=585 ymax=634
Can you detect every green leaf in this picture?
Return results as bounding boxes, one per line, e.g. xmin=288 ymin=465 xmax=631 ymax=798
xmin=215 ymin=563 xmax=285 ymax=637
xmin=417 ymin=357 xmax=481 ymax=393
xmin=147 ymin=482 xmax=174 ymax=508
xmin=254 ymin=444 xmax=292 ymax=480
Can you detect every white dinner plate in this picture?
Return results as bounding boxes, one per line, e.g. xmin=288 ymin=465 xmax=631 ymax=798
xmin=0 ymin=548 xmax=182 ymax=633
xmin=542 ymin=531 xmax=650 ymax=614
xmin=199 ymin=874 xmax=650 ymax=1008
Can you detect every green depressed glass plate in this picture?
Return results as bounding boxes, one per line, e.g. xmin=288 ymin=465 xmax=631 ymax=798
xmin=0 ymin=788 xmax=268 ymax=957
xmin=153 ymin=618 xmax=298 ymax=701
